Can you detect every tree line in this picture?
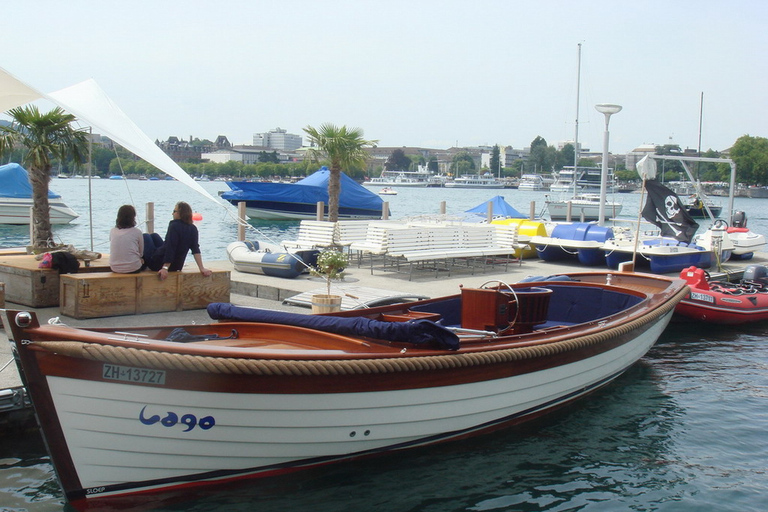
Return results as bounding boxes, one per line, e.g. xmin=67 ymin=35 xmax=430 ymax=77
xmin=6 ymin=123 xmax=768 ymax=186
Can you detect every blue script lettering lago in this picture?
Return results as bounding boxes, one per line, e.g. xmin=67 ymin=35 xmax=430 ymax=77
xmin=139 ymin=406 xmax=216 ymax=432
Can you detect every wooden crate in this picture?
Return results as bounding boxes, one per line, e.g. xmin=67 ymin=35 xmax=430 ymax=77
xmin=0 ymin=255 xmax=110 ymax=307
xmin=59 ymin=270 xmax=230 ymax=319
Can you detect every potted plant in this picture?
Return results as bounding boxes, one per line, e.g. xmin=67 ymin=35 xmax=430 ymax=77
xmin=310 ymin=249 xmax=348 ymax=314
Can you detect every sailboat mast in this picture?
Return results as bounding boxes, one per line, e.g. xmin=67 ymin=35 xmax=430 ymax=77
xmin=696 ymin=91 xmax=703 ymax=181
xmin=572 ymin=43 xmax=582 ymax=198
xmin=574 ymin=43 xmax=582 ymax=168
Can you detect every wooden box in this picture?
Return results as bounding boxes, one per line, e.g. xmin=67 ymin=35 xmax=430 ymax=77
xmin=0 ymin=255 xmax=110 ymax=307
xmin=59 ymin=270 xmax=230 ymax=319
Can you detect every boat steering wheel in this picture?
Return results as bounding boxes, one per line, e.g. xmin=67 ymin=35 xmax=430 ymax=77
xmin=479 ymin=280 xmax=519 ymax=333
xmin=479 ymin=279 xmax=514 ymax=293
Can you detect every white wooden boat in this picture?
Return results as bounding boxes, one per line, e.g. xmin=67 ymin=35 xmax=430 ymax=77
xmin=6 ymin=271 xmax=687 ymax=510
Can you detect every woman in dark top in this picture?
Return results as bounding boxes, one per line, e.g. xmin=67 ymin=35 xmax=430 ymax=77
xmin=143 ymin=201 xmax=212 ymax=280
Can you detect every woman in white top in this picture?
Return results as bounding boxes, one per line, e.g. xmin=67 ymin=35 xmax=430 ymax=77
xmin=109 ymin=205 xmax=144 ymax=273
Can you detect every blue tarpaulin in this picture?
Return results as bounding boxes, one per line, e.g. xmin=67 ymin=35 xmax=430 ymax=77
xmin=222 ymin=166 xmax=383 ymax=212
xmin=465 ymin=195 xmax=525 ymax=218
xmin=0 ymin=163 xmax=61 ymax=198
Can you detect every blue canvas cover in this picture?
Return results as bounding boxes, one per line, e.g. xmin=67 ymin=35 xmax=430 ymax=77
xmin=222 ymin=166 xmax=383 ymax=211
xmin=0 ymin=163 xmax=61 ymax=198
xmin=207 ymin=303 xmax=460 ymax=351
xmin=465 ymin=195 xmax=525 ymax=218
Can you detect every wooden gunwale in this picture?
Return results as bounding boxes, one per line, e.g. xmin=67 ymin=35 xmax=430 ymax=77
xmin=21 ymin=280 xmax=687 ymax=376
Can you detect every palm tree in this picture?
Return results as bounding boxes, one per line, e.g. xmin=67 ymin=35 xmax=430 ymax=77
xmin=0 ymin=106 xmax=88 ymax=249
xmin=303 ymin=123 xmax=377 ymax=222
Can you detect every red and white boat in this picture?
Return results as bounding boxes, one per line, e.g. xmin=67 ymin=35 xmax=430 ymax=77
xmin=6 ymin=271 xmax=687 ymax=511
xmin=676 ymin=265 xmax=768 ymax=324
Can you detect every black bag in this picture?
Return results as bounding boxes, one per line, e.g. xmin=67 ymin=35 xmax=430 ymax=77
xmin=50 ymin=252 xmax=80 ymax=274
xmin=165 ymin=328 xmax=238 ymax=343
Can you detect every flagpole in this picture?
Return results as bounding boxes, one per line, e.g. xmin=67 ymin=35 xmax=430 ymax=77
xmin=632 ymin=154 xmax=657 ymax=272
xmin=632 ymin=178 xmax=647 ymax=270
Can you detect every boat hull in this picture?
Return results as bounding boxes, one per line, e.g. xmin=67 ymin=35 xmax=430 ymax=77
xmin=685 ymin=205 xmax=722 ymax=218
xmin=727 ymin=228 xmax=766 ymax=259
xmin=546 ymin=201 xmax=622 ymax=222
xmin=28 ymin=316 xmax=671 ymax=507
xmin=604 ymin=239 xmax=713 ymax=274
xmin=444 ymin=183 xmax=505 ymax=189
xmin=242 ymin=201 xmax=382 ymax=220
xmin=0 ymin=199 xmax=79 ymax=224
xmin=226 ymin=241 xmax=317 ymax=278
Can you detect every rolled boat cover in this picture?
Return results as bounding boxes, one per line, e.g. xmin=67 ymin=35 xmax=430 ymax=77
xmin=207 ymin=303 xmax=460 ymax=351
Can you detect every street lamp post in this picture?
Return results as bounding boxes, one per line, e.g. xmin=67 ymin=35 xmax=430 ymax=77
xmin=595 ymin=103 xmax=622 ymax=226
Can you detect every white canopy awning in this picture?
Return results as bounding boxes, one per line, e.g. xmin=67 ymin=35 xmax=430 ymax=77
xmin=0 ymin=66 xmax=43 ymax=112
xmin=0 ymin=66 xmax=220 ymax=205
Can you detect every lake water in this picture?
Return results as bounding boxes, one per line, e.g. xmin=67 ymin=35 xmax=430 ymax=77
xmin=2 ymin=179 xmax=767 ymax=262
xmin=1 ymin=179 xmax=768 ymax=511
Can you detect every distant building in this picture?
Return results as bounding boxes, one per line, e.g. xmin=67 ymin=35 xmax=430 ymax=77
xmin=625 ymin=144 xmax=658 ymax=170
xmin=502 ymin=146 xmax=529 ymax=168
xmin=157 ymin=135 xmax=230 ymax=163
xmin=253 ymin=127 xmax=302 ymax=151
xmin=201 ymin=145 xmax=301 ymax=165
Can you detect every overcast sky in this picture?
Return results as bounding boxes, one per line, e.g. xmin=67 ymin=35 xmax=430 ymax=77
xmin=3 ymin=0 xmax=766 ymax=154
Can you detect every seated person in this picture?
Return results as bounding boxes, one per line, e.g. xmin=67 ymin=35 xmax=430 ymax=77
xmin=109 ymin=205 xmax=144 ymax=273
xmin=143 ymin=201 xmax=212 ymax=280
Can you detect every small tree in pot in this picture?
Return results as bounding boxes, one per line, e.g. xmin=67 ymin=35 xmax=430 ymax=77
xmin=310 ymin=249 xmax=348 ymax=313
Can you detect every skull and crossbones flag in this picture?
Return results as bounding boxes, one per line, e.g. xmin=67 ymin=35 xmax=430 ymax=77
xmin=641 ymin=180 xmax=699 ymax=243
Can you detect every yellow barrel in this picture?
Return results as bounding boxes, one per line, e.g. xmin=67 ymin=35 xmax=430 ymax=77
xmin=492 ymin=218 xmax=547 ymax=259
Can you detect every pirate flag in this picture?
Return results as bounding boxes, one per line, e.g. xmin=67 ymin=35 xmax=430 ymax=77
xmin=641 ymin=180 xmax=699 ymax=243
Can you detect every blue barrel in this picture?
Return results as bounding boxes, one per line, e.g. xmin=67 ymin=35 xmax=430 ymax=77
xmin=583 ymin=225 xmax=614 ymax=242
xmin=551 ymin=223 xmax=613 ymax=242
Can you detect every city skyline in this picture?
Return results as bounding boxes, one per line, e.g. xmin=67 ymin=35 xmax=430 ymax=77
xmin=3 ymin=1 xmax=765 ymax=156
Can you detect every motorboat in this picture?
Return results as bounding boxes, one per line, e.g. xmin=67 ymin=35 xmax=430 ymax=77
xmin=691 ymin=220 xmax=735 ymax=263
xmin=445 ymin=173 xmax=506 ymax=189
xmin=226 ymin=240 xmax=318 ymax=278
xmin=0 ymin=163 xmax=79 ymax=224
xmin=727 ymin=227 xmax=766 ymax=259
xmin=378 ymin=187 xmax=398 ymax=195
xmin=517 ymin=174 xmax=546 ymax=191
xmin=683 ymin=194 xmax=722 ymax=218
xmin=602 ymin=235 xmax=712 ymax=274
xmin=365 ymin=170 xmax=433 ymax=187
xmin=545 ymin=193 xmax=623 ymax=222
xmin=675 ymin=265 xmax=768 ymax=324
xmin=6 ymin=271 xmax=687 ymax=511
xmin=221 ymin=167 xmax=385 ymax=220
xmin=725 ymin=210 xmax=766 ymax=260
